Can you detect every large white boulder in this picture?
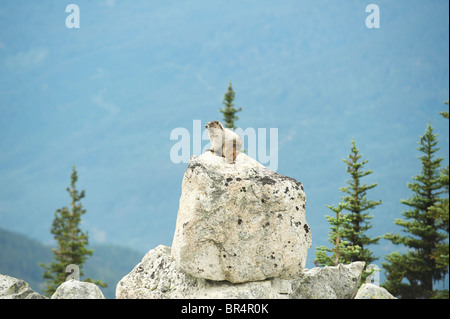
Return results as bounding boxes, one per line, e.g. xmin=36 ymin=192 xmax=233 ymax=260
xmin=171 ymin=152 xmax=312 ymax=283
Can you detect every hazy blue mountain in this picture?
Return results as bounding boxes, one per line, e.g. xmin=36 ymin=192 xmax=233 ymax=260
xmin=0 ymin=227 xmax=143 ymax=299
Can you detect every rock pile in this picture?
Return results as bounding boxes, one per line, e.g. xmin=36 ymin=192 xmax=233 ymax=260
xmin=116 ymin=244 xmax=366 ymax=299
xmin=0 ymin=274 xmax=105 ymax=299
xmin=0 ymin=151 xmax=396 ymax=299
xmin=116 ymin=152 xmax=395 ymax=299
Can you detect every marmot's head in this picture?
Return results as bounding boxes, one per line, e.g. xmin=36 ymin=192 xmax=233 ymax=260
xmin=205 ymin=120 xmax=224 ymax=130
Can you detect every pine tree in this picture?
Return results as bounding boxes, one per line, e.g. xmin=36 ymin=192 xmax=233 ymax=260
xmin=383 ymin=123 xmax=447 ymax=298
xmin=40 ymin=166 xmax=106 ymax=296
xmin=428 ymin=164 xmax=449 ymax=299
xmin=440 ymin=100 xmax=449 ymax=119
xmin=427 ymin=103 xmax=449 ymax=298
xmin=315 ymin=202 xmax=361 ymax=267
xmin=339 ymin=139 xmax=382 ymax=267
xmin=219 ymin=81 xmax=242 ymax=130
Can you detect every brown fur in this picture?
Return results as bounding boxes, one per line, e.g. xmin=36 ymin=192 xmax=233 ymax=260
xmin=205 ymin=120 xmax=242 ymax=164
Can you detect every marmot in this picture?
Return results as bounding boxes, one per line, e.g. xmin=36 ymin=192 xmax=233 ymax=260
xmin=205 ymin=120 xmax=242 ymax=164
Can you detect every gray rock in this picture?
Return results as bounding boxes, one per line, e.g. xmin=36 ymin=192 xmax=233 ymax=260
xmin=116 ymin=245 xmax=365 ymax=299
xmin=116 ymin=245 xmax=202 ymax=299
xmin=355 ymin=283 xmax=397 ymax=299
xmin=0 ymin=274 xmax=47 ymax=299
xmin=116 ymin=245 xmax=288 ymax=299
xmin=171 ymin=152 xmax=312 ymax=283
xmin=51 ymin=279 xmax=105 ymax=299
xmin=193 ymin=278 xmax=290 ymax=299
xmin=291 ymin=262 xmax=365 ymax=299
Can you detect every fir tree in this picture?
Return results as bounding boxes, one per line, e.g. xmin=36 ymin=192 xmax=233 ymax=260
xmin=315 ymin=202 xmax=361 ymax=267
xmin=427 ymin=102 xmax=449 ymax=298
xmin=440 ymin=100 xmax=449 ymax=119
xmin=40 ymin=166 xmax=106 ymax=296
xmin=219 ymin=81 xmax=242 ymax=130
xmin=428 ymin=164 xmax=449 ymax=297
xmin=383 ymin=123 xmax=447 ymax=299
xmin=339 ymin=139 xmax=382 ymax=267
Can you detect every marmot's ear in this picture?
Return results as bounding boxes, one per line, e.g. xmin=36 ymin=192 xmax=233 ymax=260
xmin=218 ymin=122 xmax=224 ymax=129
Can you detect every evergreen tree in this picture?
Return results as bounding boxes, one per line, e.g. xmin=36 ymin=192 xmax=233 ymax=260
xmin=427 ymin=102 xmax=449 ymax=298
xmin=40 ymin=166 xmax=106 ymax=296
xmin=440 ymin=100 xmax=449 ymax=119
xmin=315 ymin=202 xmax=361 ymax=267
xmin=428 ymin=164 xmax=449 ymax=299
xmin=219 ymin=81 xmax=242 ymax=130
xmin=383 ymin=123 xmax=447 ymax=298
xmin=339 ymin=139 xmax=382 ymax=267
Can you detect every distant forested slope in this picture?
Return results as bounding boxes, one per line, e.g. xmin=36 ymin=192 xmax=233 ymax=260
xmin=0 ymin=227 xmax=143 ymax=298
